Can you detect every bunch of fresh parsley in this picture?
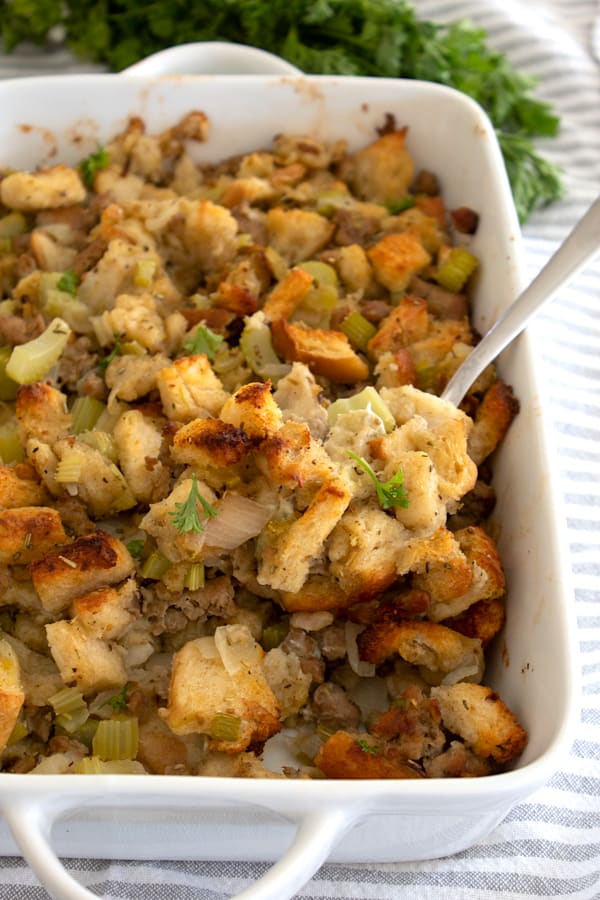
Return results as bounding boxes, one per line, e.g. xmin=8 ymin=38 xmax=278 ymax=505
xmin=1 ymin=0 xmax=563 ymax=221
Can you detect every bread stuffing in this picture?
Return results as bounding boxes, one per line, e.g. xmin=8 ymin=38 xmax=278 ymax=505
xmin=0 ymin=113 xmax=524 ymax=777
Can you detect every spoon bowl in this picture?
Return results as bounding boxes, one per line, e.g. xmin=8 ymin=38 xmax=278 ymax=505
xmin=442 ymin=194 xmax=600 ymax=406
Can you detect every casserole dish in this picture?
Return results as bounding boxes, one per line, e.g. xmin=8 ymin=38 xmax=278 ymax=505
xmin=0 ymin=44 xmax=578 ymax=900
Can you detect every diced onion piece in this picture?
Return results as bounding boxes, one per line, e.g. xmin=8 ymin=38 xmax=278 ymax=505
xmin=70 ymin=396 xmax=106 ymax=434
xmin=434 ymin=246 xmax=478 ymax=292
xmin=203 ymin=494 xmax=273 ymax=550
xmin=240 ymin=312 xmax=290 ymax=380
xmin=140 ymin=550 xmax=171 ymax=580
xmin=339 ymin=312 xmax=377 ymax=352
xmin=297 ymin=260 xmax=338 ymax=287
xmin=345 ymin=621 xmax=376 ymax=677
xmin=184 ymin=562 xmax=205 ymax=591
xmin=6 ymin=317 xmax=71 ymax=384
xmin=209 ymin=712 xmax=241 ymax=742
xmin=92 ymin=716 xmax=139 ymax=761
xmin=0 ymin=346 xmax=18 ymax=402
xmin=214 ymin=625 xmax=263 ymax=676
xmin=133 ymin=259 xmax=156 ymax=288
xmin=327 ymin=386 xmax=396 ymax=433
xmin=195 ymin=636 xmax=220 ymax=660
xmin=0 ymin=421 xmax=23 ymax=464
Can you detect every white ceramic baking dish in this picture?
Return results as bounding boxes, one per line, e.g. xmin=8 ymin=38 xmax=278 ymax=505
xmin=0 ymin=43 xmax=579 ymax=900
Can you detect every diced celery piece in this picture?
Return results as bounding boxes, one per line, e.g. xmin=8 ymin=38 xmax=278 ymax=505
xmin=210 ymin=713 xmax=241 ymax=742
xmin=140 ymin=550 xmax=171 ymax=580
xmin=240 ymin=313 xmax=289 ymax=381
xmin=0 ymin=422 xmax=23 ymax=464
xmin=261 ymin=620 xmax=289 ymax=651
xmin=121 ymin=340 xmax=147 ymax=357
xmin=43 ymin=289 xmax=92 ymax=334
xmin=6 ymin=317 xmax=71 ymax=384
xmin=434 ymin=246 xmax=478 ymax=292
xmin=0 ymin=346 xmax=18 ymax=401
xmin=48 ymin=686 xmax=87 ymax=717
xmin=264 ymin=246 xmax=289 ymax=281
xmin=92 ymin=716 xmax=139 ymax=761
xmin=340 ymin=312 xmax=377 ymax=352
xmin=70 ymin=396 xmax=106 ymax=434
xmin=78 ymin=430 xmax=118 ymax=462
xmin=297 ymin=260 xmax=338 ymax=287
xmin=7 ymin=716 xmax=29 ymax=745
xmin=0 ymin=212 xmax=27 ymax=240
xmin=55 ymin=705 xmax=90 ymax=734
xmin=327 ymin=386 xmax=396 ymax=433
xmin=133 ymin=259 xmax=156 ymax=287
xmin=184 ymin=562 xmax=205 ymax=591
xmin=54 ymin=451 xmax=84 ymax=484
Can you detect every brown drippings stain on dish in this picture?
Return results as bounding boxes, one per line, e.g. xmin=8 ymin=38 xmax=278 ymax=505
xmin=501 ymin=638 xmax=510 ymax=667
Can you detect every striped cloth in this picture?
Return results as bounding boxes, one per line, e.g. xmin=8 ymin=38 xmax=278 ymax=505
xmin=0 ymin=1 xmax=599 ymax=897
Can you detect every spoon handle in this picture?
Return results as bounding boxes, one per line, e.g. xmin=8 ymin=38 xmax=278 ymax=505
xmin=441 ymin=194 xmax=600 ymax=407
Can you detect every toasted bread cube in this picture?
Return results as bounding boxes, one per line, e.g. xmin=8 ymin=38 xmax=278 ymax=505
xmin=171 ymin=418 xmax=252 ymax=471
xmin=157 ymin=354 xmax=229 ymax=422
xmin=468 ymin=380 xmax=520 ymax=465
xmin=45 ymin=620 xmax=127 ymax=694
xmin=258 ymin=420 xmax=333 ymax=489
xmin=271 ymin=319 xmax=369 ymax=383
xmin=357 ymin=619 xmax=484 ymax=684
xmin=16 ymin=382 xmax=71 ymax=446
xmin=161 ymin=627 xmax=280 ymax=753
xmin=266 ymin=208 xmax=334 ymax=264
xmin=327 ymin=502 xmax=405 ymax=599
xmin=431 ymin=683 xmax=527 ymax=763
xmin=367 ymin=296 xmax=429 ymax=357
xmin=53 ymin=438 xmax=137 ymax=519
xmin=0 ymin=506 xmax=67 ymax=565
xmin=349 ymin=129 xmax=415 ymax=205
xmin=367 ymin=232 xmax=431 ymax=293
xmin=105 ymin=353 xmax=171 ymax=404
xmin=258 ymin=477 xmax=351 ymax=594
xmin=71 ymin=578 xmax=138 ymax=640
xmin=315 ymin=730 xmax=424 ymax=780
xmin=444 ymin=596 xmax=506 ymax=649
xmin=0 ymin=464 xmax=50 ymax=509
xmin=1 ymin=164 xmax=86 ymax=211
xmin=262 ymin=267 xmax=314 ymax=321
xmin=417 ymin=525 xmax=506 ymax=622
xmin=220 ymin=381 xmax=283 ymax=440
xmin=0 ymin=638 xmax=25 ymax=753
xmin=113 ymin=409 xmax=171 ymax=504
xmin=31 ymin=530 xmax=135 ymax=615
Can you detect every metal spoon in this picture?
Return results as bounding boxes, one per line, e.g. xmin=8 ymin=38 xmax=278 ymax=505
xmin=441 ymin=194 xmax=600 ymax=407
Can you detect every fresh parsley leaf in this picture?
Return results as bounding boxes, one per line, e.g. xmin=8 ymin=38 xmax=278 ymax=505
xmin=386 ymin=196 xmax=415 ymax=215
xmin=347 ymin=451 xmax=409 ymax=510
xmin=98 ymin=333 xmax=122 ymax=371
xmin=169 ymin=474 xmax=218 ymax=534
xmin=104 ymin=682 xmax=132 ymax=711
xmin=0 ymin=0 xmax=563 ymax=220
xmin=182 ymin=324 xmax=224 ymax=361
xmin=56 ymin=268 xmax=79 ymax=297
xmin=80 ymin=146 xmax=110 ymax=189
xmin=126 ymin=539 xmax=145 ymax=559
xmin=354 ymin=738 xmax=378 ymax=755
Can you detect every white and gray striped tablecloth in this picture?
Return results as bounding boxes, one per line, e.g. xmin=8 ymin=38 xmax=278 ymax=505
xmin=0 ymin=0 xmax=598 ymax=897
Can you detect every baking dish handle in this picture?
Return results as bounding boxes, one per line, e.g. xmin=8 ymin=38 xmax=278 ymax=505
xmin=3 ymin=797 xmax=354 ymax=900
xmin=122 ymin=41 xmax=302 ymax=76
